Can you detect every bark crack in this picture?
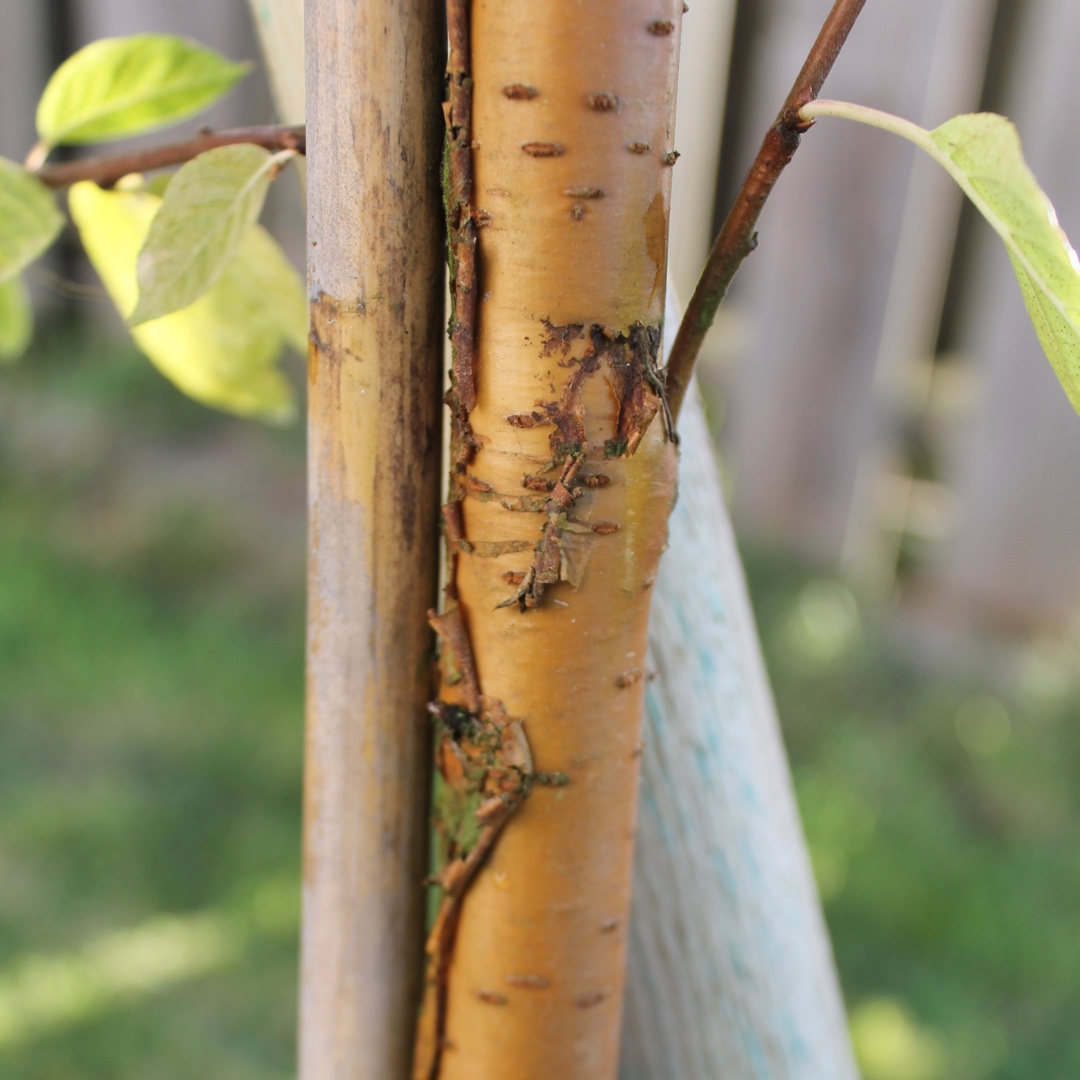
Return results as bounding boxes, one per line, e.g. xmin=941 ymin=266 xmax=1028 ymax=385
xmin=496 ymin=322 xmax=669 ymax=611
xmin=413 ymin=678 xmax=534 ymax=1080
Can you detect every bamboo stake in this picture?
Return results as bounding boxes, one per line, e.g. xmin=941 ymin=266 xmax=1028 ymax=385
xmin=301 ymin=0 xmax=444 ymax=1076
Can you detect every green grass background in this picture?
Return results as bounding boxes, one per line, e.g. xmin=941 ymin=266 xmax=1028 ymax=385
xmin=1 ymin=323 xmax=1077 ymax=1078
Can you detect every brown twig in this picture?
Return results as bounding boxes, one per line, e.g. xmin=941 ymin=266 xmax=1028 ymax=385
xmin=32 ymin=124 xmax=306 ymax=190
xmin=664 ymin=0 xmax=868 ymax=421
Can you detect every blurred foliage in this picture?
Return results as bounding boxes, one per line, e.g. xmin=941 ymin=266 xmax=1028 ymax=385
xmin=748 ymin=553 xmax=1080 ymax=1080
xmin=0 ymin=323 xmax=1077 ymax=1077
xmin=0 ymin=316 xmax=303 ymax=1078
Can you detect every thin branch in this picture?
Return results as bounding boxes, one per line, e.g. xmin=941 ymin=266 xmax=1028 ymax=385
xmin=664 ymin=0 xmax=869 ymax=422
xmin=32 ymin=124 xmax=306 ymax=191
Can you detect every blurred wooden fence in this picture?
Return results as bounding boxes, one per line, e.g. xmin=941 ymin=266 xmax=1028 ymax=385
xmin=0 ymin=0 xmax=276 ymax=157
xmin=708 ymin=0 xmax=1080 ymax=639
xmin=4 ymin=0 xmax=1079 ymax=640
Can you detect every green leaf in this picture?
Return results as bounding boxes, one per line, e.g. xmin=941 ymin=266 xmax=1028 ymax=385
xmin=801 ymin=102 xmax=1080 ymax=414
xmin=68 ymin=180 xmax=302 ymax=422
xmin=0 ymin=157 xmax=64 ymax=283
xmin=0 ymin=276 xmax=33 ymax=361
xmin=130 ymin=144 xmax=287 ymax=326
xmin=36 ymin=35 xmax=249 ymax=147
xmin=927 ymin=114 xmax=1080 ymax=411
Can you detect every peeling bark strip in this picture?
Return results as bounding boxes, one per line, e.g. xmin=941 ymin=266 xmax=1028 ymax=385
xmin=428 ymin=607 xmax=481 ymax=713
xmin=418 ymin=3 xmax=540 ymax=1075
xmin=465 ymin=538 xmax=535 ymax=557
xmin=414 ymin=694 xmax=534 ymax=1080
xmin=602 ymin=322 xmax=672 ymax=451
xmin=445 ymin=0 xmax=479 ymax=424
xmin=497 ymin=322 xmax=667 ymax=611
xmin=497 ymin=452 xmax=585 ymax=610
xmin=536 ymin=320 xmax=668 ymax=458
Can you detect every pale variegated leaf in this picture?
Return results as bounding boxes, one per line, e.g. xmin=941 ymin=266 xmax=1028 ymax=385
xmin=69 ymin=180 xmax=302 ymax=422
xmin=130 ymin=144 xmax=289 ymax=325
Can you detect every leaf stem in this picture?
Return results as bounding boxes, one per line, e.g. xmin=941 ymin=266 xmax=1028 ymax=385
xmin=30 ymin=124 xmax=306 ymax=191
xmin=23 ymin=142 xmax=48 ymax=172
xmin=799 ymin=100 xmax=1029 ymax=261
xmin=664 ymin=0 xmax=869 ymax=422
xmin=799 ymin=99 xmax=936 ymax=154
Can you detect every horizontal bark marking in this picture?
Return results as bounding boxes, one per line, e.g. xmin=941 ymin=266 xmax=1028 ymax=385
xmin=503 ymin=83 xmax=540 ymax=99
xmin=521 ymin=141 xmax=565 ymax=157
xmin=585 ymin=91 xmax=620 ymax=111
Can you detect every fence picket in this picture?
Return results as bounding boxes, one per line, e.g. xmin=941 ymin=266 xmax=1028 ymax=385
xmin=721 ymin=0 xmax=992 ymax=566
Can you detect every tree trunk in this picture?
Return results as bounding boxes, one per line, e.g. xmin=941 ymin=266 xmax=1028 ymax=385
xmin=417 ymin=3 xmax=683 ymax=1077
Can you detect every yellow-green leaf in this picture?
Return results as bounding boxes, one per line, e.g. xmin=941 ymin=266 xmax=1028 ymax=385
xmin=0 ymin=157 xmax=64 ymax=283
xmin=130 ymin=144 xmax=287 ymax=326
xmin=800 ymin=102 xmax=1080 ymax=414
xmin=37 ymin=35 xmax=249 ymax=148
xmin=0 ymin=276 xmax=33 ymax=361
xmin=927 ymin=114 xmax=1080 ymax=410
xmin=69 ymin=180 xmax=301 ymax=422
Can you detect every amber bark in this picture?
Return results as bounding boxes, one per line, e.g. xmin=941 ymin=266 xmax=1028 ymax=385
xmin=418 ymin=3 xmax=684 ymax=1077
